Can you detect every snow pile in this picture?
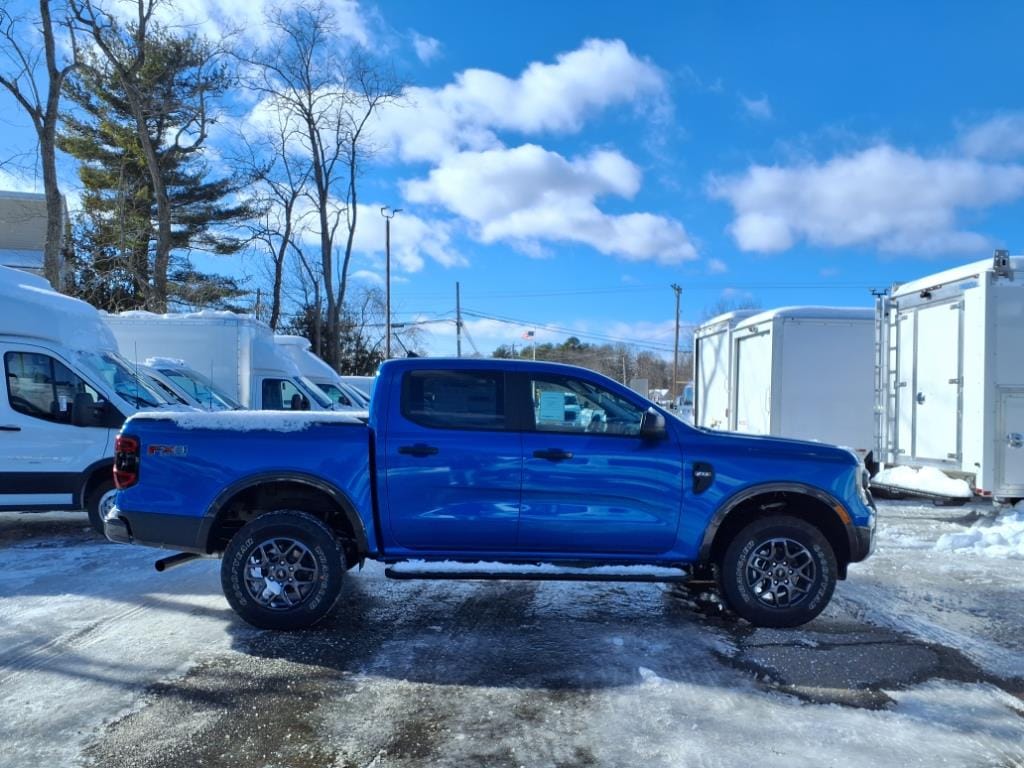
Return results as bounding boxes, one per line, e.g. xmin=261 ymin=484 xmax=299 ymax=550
xmin=935 ymin=505 xmax=1024 ymax=559
xmin=873 ymin=465 xmax=972 ymax=498
xmin=129 ymin=410 xmax=364 ymax=432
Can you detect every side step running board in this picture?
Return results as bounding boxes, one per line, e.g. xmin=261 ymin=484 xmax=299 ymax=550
xmin=385 ymin=563 xmax=692 ymax=584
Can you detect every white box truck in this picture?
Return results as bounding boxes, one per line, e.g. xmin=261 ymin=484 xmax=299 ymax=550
xmin=0 ymin=266 xmax=179 ymax=531
xmin=693 ymin=310 xmax=758 ymax=430
xmin=875 ymin=251 xmax=1024 ymax=503
xmin=729 ymin=307 xmax=876 ymax=455
xmin=103 ymin=311 xmax=333 ymax=411
xmin=274 ymin=335 xmax=368 ymax=410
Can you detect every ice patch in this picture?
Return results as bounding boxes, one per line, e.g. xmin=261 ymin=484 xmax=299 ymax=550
xmin=934 ymin=508 xmax=1024 ymax=559
xmin=128 ymin=410 xmax=364 ymax=432
xmin=874 ymin=465 xmax=972 ymax=498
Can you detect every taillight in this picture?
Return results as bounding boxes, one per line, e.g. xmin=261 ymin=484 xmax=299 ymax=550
xmin=114 ymin=434 xmax=140 ymax=489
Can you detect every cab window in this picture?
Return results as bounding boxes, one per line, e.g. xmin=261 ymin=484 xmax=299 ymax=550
xmin=5 ymin=352 xmax=100 ymax=425
xmin=528 ymin=375 xmax=644 ymax=436
xmin=261 ymin=378 xmax=309 ymax=411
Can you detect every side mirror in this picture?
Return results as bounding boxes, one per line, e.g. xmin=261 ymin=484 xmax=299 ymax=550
xmin=639 ymin=407 xmax=667 ymax=441
xmin=72 ymin=392 xmax=100 ymax=428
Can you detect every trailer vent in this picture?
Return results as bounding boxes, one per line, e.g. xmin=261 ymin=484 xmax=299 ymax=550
xmin=993 ymin=249 xmax=1013 ymax=279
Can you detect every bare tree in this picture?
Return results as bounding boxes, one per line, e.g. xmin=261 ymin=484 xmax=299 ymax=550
xmin=243 ymin=0 xmax=402 ymax=369
xmin=0 ymin=0 xmax=75 ymax=287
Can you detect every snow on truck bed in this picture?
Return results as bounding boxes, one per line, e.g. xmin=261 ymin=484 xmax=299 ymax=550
xmin=129 ymin=410 xmax=365 ymax=432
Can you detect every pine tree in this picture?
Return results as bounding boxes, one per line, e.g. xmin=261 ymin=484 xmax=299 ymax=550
xmin=60 ymin=29 xmax=254 ymax=311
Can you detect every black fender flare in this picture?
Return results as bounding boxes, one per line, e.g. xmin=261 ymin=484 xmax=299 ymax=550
xmin=196 ymin=471 xmax=369 ymax=555
xmin=698 ymin=481 xmax=854 ymax=563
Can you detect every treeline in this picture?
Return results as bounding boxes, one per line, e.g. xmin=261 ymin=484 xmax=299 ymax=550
xmin=0 ymin=0 xmax=400 ymax=373
xmin=493 ymin=336 xmax=694 ymax=393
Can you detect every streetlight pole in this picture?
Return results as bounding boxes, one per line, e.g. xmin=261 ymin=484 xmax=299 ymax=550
xmin=671 ymin=283 xmax=682 ymax=400
xmin=381 ymin=206 xmax=401 ymax=359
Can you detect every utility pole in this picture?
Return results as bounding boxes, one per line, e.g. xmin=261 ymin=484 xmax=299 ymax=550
xmin=455 ymin=281 xmax=462 ymax=358
xmin=671 ymin=283 xmax=682 ymax=400
xmin=381 ymin=207 xmax=401 ymax=359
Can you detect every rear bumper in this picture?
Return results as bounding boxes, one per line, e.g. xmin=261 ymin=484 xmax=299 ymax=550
xmin=103 ymin=508 xmax=207 ymax=554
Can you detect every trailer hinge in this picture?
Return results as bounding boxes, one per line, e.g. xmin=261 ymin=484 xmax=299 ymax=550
xmin=994 ymin=249 xmax=1013 ymax=279
xmin=898 ymin=381 xmax=908 ymax=388
xmin=948 ymin=377 xmax=962 ymax=385
xmin=947 ymin=452 xmax=961 ymax=460
xmin=950 ymin=301 xmax=963 ymax=310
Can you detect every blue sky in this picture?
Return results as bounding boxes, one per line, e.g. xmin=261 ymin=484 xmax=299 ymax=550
xmin=3 ymin=0 xmax=1024 ymax=356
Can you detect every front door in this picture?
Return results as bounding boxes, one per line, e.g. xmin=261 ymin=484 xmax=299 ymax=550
xmin=0 ymin=347 xmax=111 ymax=510
xmin=382 ymin=368 xmax=521 ymax=551
xmin=518 ymin=373 xmax=684 ymax=554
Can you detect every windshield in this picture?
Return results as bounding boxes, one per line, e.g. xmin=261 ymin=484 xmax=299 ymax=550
xmin=298 ymin=376 xmax=333 ymax=409
xmin=78 ymin=351 xmax=167 ymax=409
xmin=340 ymin=381 xmax=370 ymax=407
xmin=158 ymin=368 xmax=241 ymax=411
xmin=143 ymin=372 xmax=190 ymax=405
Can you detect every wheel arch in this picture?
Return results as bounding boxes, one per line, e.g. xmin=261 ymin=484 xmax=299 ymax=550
xmin=700 ymin=482 xmax=855 ymax=578
xmin=198 ymin=471 xmax=369 ymax=558
xmin=79 ymin=458 xmax=115 ymax=508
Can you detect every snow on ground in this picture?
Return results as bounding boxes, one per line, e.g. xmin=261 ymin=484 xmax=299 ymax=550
xmin=935 ymin=504 xmax=1024 ymax=558
xmin=1 ymin=502 xmax=1023 ymax=768
xmin=873 ymin=465 xmax=973 ymax=498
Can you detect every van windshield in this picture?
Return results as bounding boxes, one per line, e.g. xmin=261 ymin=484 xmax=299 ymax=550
xmin=78 ymin=351 xmax=167 ymax=409
xmin=297 ymin=376 xmax=333 ymax=409
xmin=157 ymin=368 xmax=241 ymax=411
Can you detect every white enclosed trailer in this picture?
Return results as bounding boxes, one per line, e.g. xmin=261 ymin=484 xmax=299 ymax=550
xmin=692 ymin=310 xmax=758 ymax=430
xmin=104 ymin=311 xmax=332 ymax=411
xmin=729 ymin=307 xmax=875 ymax=455
xmin=875 ymin=252 xmax=1024 ymax=502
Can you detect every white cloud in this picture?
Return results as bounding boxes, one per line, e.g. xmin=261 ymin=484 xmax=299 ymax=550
xmin=402 ymin=144 xmax=696 ymax=264
xmin=741 ymin=95 xmax=772 ymax=120
xmin=959 ymin=114 xmax=1024 ymax=160
xmin=373 ymin=38 xmax=667 ymax=163
xmin=709 ymin=144 xmax=1024 ymax=254
xmin=348 ymin=203 xmax=465 ymax=272
xmin=707 ymin=258 xmax=727 ymax=274
xmin=111 ymin=0 xmax=369 ymax=47
xmin=412 ymin=32 xmax=441 ymax=64
xmin=350 ymin=269 xmax=384 ymax=285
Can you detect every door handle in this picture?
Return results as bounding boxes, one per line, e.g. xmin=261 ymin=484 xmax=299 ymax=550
xmin=533 ymin=448 xmax=574 ymax=461
xmin=398 ymin=443 xmax=439 ymax=457
xmin=0 ymin=425 xmax=21 ymax=432
xmin=1009 ymin=433 xmax=1023 ymax=449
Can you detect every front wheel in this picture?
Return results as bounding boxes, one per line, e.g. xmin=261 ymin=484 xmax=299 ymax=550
xmin=221 ymin=511 xmax=345 ymax=630
xmin=718 ymin=516 xmax=836 ymax=628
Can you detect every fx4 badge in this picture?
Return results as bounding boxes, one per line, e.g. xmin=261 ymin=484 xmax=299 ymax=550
xmin=147 ymin=444 xmax=188 ymax=457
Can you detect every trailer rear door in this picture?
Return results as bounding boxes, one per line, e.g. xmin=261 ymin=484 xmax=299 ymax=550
xmin=734 ymin=328 xmax=773 ymax=434
xmin=998 ymin=391 xmax=1024 ymax=497
xmin=912 ymin=301 xmax=963 ymax=463
xmin=695 ymin=331 xmax=729 ymax=429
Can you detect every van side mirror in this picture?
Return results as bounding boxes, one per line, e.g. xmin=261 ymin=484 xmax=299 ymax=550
xmin=72 ymin=392 xmax=100 ymax=427
xmin=640 ymin=407 xmax=667 ymax=440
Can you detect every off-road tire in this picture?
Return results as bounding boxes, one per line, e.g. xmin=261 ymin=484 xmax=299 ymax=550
xmin=221 ymin=510 xmax=345 ymax=630
xmin=718 ymin=515 xmax=836 ymax=628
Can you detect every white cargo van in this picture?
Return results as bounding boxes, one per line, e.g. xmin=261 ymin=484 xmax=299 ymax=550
xmin=142 ymin=357 xmax=242 ymax=411
xmin=0 ymin=266 xmax=176 ymax=530
xmin=728 ymin=307 xmax=875 ymax=455
xmin=274 ymin=335 xmax=368 ymax=409
xmin=103 ymin=311 xmax=332 ymax=411
xmin=692 ymin=310 xmax=758 ymax=430
xmin=875 ymin=251 xmax=1024 ymax=503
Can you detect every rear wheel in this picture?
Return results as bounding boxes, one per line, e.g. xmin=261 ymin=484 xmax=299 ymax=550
xmin=718 ymin=515 xmax=836 ymax=628
xmin=85 ymin=480 xmax=117 ymax=536
xmin=221 ymin=511 xmax=345 ymax=630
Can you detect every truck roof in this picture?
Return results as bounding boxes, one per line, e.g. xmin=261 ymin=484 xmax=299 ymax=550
xmin=890 ymin=256 xmax=1024 ymax=298
xmin=378 ymin=357 xmax=642 ymax=383
xmin=735 ymin=306 xmax=874 ymax=328
xmin=694 ymin=309 xmax=760 ymax=336
xmin=0 ymin=265 xmax=118 ymax=353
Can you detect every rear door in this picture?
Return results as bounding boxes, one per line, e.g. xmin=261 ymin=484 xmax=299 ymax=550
xmin=999 ymin=391 xmax=1024 ymax=496
xmin=734 ymin=328 xmax=773 ymax=434
xmin=912 ymin=301 xmax=962 ymax=462
xmin=382 ymin=369 xmax=521 ymax=550
xmin=518 ymin=372 xmax=683 ymax=554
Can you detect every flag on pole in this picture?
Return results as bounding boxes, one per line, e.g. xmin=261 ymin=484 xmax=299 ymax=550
xmin=522 ymin=330 xmax=535 ymax=340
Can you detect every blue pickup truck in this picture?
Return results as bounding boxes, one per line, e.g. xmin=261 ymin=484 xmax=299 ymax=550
xmin=105 ymin=358 xmax=875 ymax=630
